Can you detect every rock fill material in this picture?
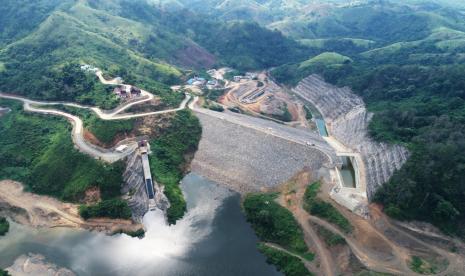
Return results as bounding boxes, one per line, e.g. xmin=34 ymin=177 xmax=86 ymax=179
xmin=293 ymin=75 xmax=409 ymax=199
xmin=122 ymin=152 xmax=169 ymax=222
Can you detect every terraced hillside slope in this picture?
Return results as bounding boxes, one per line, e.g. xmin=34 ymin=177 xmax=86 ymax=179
xmin=293 ymin=75 xmax=409 ymax=199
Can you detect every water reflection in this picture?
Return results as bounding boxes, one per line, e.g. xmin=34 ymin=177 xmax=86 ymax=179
xmin=0 ymin=174 xmax=280 ymax=276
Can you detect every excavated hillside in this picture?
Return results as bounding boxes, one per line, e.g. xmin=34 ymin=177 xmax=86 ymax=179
xmin=293 ymin=75 xmax=409 ymax=199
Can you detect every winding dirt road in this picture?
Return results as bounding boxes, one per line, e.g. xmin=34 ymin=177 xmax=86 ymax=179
xmin=263 ymin=242 xmax=317 ymax=273
xmin=0 ymin=72 xmax=190 ymax=163
xmin=278 ymin=173 xmax=336 ymax=276
xmin=280 ymin=172 xmax=465 ymax=275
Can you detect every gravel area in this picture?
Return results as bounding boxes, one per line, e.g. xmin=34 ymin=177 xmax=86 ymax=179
xmin=191 ymin=113 xmax=331 ymax=193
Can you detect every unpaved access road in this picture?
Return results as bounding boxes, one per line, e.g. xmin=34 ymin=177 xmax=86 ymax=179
xmin=0 ymin=180 xmax=142 ymax=233
xmin=263 ymin=242 xmax=317 ymax=273
xmin=0 ymin=72 xmax=190 ymax=162
xmin=0 ymin=93 xmax=137 ymax=162
xmin=280 ymin=171 xmax=465 ymax=276
xmin=278 ymin=172 xmax=336 ymax=276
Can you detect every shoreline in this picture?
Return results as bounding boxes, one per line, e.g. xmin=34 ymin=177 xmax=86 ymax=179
xmin=0 ymin=180 xmax=144 ymax=235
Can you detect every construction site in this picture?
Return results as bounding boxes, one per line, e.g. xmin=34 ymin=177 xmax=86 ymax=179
xmin=187 ymin=73 xmax=465 ymax=275
xmin=217 ymin=71 xmax=310 ymax=127
xmin=293 ymin=75 xmax=409 ymax=201
xmin=194 ymin=70 xmax=409 ymax=215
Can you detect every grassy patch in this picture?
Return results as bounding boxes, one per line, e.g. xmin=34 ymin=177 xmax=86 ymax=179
xmin=79 ymin=198 xmax=132 ymax=220
xmin=112 ymin=228 xmax=145 ymax=238
xmin=149 ymin=110 xmax=202 ymax=224
xmin=204 ymin=89 xmax=226 ymax=102
xmin=37 ymin=105 xmax=135 ymax=145
xmin=299 ymin=52 xmax=352 ymax=69
xmin=303 ymin=182 xmax=353 ymax=233
xmin=258 ymin=243 xmax=313 ymax=276
xmin=243 ymin=193 xmax=312 ymax=257
xmin=409 ymin=256 xmax=438 ymax=274
xmin=315 ymin=224 xmax=346 ymax=246
xmin=87 ymin=118 xmax=134 ymax=145
xmin=0 ymin=269 xmax=10 ymax=276
xmin=134 ymin=80 xmax=184 ymax=109
xmin=0 ymin=217 xmax=9 ymax=236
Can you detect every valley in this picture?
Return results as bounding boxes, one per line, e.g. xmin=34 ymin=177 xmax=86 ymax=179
xmin=2 ymin=64 xmax=464 ymax=275
xmin=1 ymin=0 xmax=465 ymax=275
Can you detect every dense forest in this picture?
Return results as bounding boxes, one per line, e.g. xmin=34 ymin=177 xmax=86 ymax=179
xmin=272 ymin=37 xmax=465 ymax=236
xmin=0 ymin=99 xmax=131 ymax=218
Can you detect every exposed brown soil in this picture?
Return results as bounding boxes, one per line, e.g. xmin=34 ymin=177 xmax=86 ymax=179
xmin=84 ymin=129 xmax=103 ymax=146
xmin=278 ymin=170 xmax=337 ymax=276
xmin=0 ymin=180 xmax=143 ymax=234
xmin=134 ymin=113 xmax=174 ymax=138
xmin=274 ymin=170 xmax=465 ymax=275
xmin=124 ymin=99 xmax=163 ymax=113
xmin=83 ymin=186 xmax=101 ymax=204
xmin=174 ymin=42 xmax=216 ymax=69
xmin=219 ymin=72 xmax=309 ymax=125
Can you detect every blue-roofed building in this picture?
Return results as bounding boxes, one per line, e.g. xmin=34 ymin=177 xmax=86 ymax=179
xmin=187 ymin=77 xmax=207 ymax=86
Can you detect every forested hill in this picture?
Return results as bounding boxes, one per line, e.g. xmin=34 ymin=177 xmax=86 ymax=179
xmin=1 ymin=0 xmax=465 ymax=238
xmin=0 ymin=0 xmax=314 ymax=103
xmin=267 ymin=1 xmax=465 ymax=237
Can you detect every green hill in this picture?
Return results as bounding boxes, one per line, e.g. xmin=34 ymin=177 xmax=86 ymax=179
xmin=0 ymin=0 xmax=184 ymax=102
xmin=299 ymin=52 xmax=352 ymax=69
xmin=0 ymin=0 xmax=316 ymax=101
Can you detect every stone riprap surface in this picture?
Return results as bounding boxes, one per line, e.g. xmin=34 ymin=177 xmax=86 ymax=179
xmin=122 ymin=152 xmax=149 ymax=222
xmin=191 ymin=111 xmax=332 ymax=193
xmin=122 ymin=151 xmax=169 ymax=221
xmin=293 ymin=75 xmax=409 ymax=199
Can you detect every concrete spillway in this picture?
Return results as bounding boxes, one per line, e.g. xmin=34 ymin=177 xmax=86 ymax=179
xmin=141 ymin=153 xmax=156 ymax=205
xmin=293 ymin=75 xmax=409 ymax=199
xmin=122 ymin=150 xmax=169 ymax=221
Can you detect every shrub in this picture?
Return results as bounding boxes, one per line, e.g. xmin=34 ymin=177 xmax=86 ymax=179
xmin=149 ymin=110 xmax=202 ymax=224
xmin=258 ymin=243 xmax=313 ymax=276
xmin=79 ymin=198 xmax=131 ymax=220
xmin=303 ymin=182 xmax=353 ymax=233
xmin=243 ymin=193 xmax=310 ymax=256
xmin=0 ymin=217 xmax=9 ymax=236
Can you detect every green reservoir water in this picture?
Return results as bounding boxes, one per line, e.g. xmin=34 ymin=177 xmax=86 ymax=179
xmin=315 ymin=119 xmax=328 ymax=136
xmin=0 ymin=173 xmax=281 ymax=276
xmin=339 ymin=156 xmax=356 ymax=188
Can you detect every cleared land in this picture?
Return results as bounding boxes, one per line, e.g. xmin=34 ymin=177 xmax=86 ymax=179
xmin=0 ymin=180 xmax=142 ymax=234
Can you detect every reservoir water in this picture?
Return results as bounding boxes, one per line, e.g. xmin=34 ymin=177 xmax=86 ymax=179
xmin=0 ymin=173 xmax=281 ymax=276
xmin=315 ymin=119 xmax=329 ymax=137
xmin=339 ymin=156 xmax=357 ymax=188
